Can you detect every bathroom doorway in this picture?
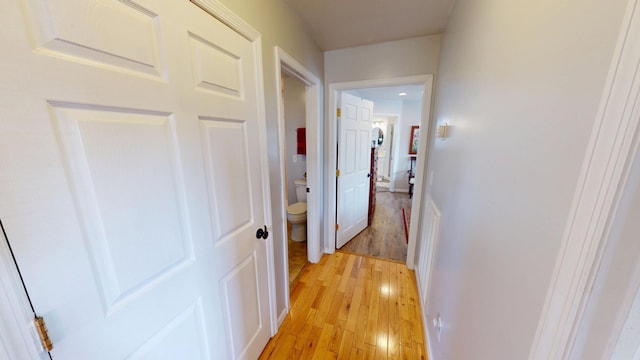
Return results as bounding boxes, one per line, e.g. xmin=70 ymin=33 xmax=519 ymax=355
xmin=273 ymin=47 xmax=323 ymax=325
xmin=281 ymin=72 xmax=308 ymax=285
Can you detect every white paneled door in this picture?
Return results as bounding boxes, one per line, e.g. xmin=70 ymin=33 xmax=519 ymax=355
xmin=336 ymin=93 xmax=373 ymax=249
xmin=0 ymin=1 xmax=271 ymax=359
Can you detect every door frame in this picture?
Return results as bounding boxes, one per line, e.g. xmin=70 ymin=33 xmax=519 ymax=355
xmin=324 ymin=74 xmax=434 ymax=269
xmin=273 ymin=46 xmax=323 ymax=325
xmin=528 ymin=0 xmax=640 ymax=357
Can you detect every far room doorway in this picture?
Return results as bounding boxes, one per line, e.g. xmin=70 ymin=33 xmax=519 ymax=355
xmin=336 ymin=84 xmax=425 ymax=262
xmin=326 ymin=75 xmax=434 ymax=269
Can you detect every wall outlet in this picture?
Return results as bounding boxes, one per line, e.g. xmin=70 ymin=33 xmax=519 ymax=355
xmin=432 ymin=313 xmax=443 ymax=342
xmin=292 ymin=154 xmax=297 ymax=163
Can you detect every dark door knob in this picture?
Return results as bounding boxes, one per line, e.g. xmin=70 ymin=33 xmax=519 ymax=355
xmin=256 ymin=225 xmax=269 ymax=240
xmin=367 ymin=173 xmax=371 ymax=178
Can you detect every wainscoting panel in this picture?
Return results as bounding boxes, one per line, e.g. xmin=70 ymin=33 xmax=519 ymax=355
xmin=416 ymin=197 xmax=441 ymax=349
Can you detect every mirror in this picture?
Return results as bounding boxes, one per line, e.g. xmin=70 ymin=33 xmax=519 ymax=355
xmin=372 ymin=127 xmax=384 ymax=147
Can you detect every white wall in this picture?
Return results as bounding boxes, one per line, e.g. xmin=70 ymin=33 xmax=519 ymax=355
xmin=570 ymin=144 xmax=640 ymax=360
xmin=424 ymin=0 xmax=628 ymax=359
xmin=283 ymin=76 xmax=307 ymax=205
xmin=325 ymin=35 xmax=441 ymax=83
xmin=218 ymin=0 xmax=324 ymax=324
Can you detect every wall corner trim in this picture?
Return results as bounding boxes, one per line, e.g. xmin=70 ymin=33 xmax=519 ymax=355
xmin=529 ymin=0 xmax=640 ymax=358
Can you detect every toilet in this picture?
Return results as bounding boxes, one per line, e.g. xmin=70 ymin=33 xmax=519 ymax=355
xmin=287 ymin=179 xmax=307 ymax=242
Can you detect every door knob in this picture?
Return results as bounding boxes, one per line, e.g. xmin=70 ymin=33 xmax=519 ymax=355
xmin=367 ymin=173 xmax=371 ymax=178
xmin=256 ymin=225 xmax=269 ymax=240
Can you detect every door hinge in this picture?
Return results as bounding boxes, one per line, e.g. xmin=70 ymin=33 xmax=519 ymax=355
xmin=336 ymin=223 xmax=339 ymax=231
xmin=34 ymin=316 xmax=53 ymax=351
xmin=336 ymin=108 xmax=341 ymax=117
xmin=336 ymin=169 xmax=340 ymax=177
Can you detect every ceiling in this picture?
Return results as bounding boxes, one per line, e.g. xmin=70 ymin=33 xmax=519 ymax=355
xmin=348 ymin=84 xmax=425 ymax=102
xmin=283 ymin=0 xmax=457 ymax=51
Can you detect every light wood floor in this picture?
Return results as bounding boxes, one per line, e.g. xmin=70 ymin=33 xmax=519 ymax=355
xmin=288 ymin=236 xmax=307 ymax=285
xmin=340 ymin=192 xmax=411 ymax=262
xmin=259 ymin=252 xmax=427 ymax=359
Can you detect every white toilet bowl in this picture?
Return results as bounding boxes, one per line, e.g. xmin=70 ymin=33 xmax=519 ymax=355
xmin=287 ymin=202 xmax=307 ymax=242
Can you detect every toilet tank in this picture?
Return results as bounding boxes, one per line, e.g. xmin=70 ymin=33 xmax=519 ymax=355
xmin=294 ymin=179 xmax=307 ymax=202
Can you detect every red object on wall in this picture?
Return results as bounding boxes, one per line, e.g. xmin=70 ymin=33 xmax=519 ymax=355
xmin=297 ymin=128 xmax=306 ymax=155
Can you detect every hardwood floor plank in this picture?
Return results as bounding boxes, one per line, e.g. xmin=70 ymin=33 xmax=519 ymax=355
xmin=365 ymin=266 xmax=382 ymax=346
xmin=399 ymin=345 xmax=412 ymax=360
xmin=351 ymin=346 xmax=366 ymax=360
xmin=311 ymin=285 xmax=328 ymax=310
xmin=353 ymin=304 xmax=370 ymax=350
xmin=290 ymin=279 xmax=305 ymax=304
xmin=338 ymin=277 xmax=357 ymax=322
xmin=311 ymin=324 xmax=334 ymax=360
xmin=345 ymin=285 xmax=364 ymax=331
xmin=323 ymin=352 xmax=338 ymax=360
xmin=300 ymin=326 xmax=323 ymax=359
xmin=338 ymin=330 xmax=355 ymax=359
xmin=325 ymin=291 xmax=345 ymax=325
xmin=293 ymin=309 xmax=320 ymax=351
xmin=328 ymin=319 xmax=346 ymax=354
xmin=259 ymin=252 xmax=427 ymax=360
xmin=270 ymin=334 xmax=297 ymax=359
xmin=388 ymin=264 xmax=402 ymax=358
xmin=377 ymin=262 xmax=391 ymax=359
xmin=338 ymin=255 xmax=356 ymax=292
xmin=414 ymin=340 xmax=427 ymax=360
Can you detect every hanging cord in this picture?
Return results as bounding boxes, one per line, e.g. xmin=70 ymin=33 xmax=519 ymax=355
xmin=1 ymin=218 xmax=53 ymax=359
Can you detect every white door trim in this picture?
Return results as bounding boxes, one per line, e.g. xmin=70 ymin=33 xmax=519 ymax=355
xmin=610 ymin=268 xmax=640 ymax=359
xmin=529 ymin=0 xmax=640 ymax=358
xmin=325 ymin=75 xmax=434 ymax=269
xmin=273 ymin=46 xmax=323 ymax=326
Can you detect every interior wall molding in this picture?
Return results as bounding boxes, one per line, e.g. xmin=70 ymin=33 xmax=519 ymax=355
xmin=529 ymin=0 xmax=640 ymax=358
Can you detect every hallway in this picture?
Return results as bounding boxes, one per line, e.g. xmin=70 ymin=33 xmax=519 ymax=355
xmin=259 ymin=252 xmax=426 ymax=359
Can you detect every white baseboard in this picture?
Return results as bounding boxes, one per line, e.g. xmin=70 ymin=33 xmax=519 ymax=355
xmin=277 ymin=308 xmax=287 ymax=328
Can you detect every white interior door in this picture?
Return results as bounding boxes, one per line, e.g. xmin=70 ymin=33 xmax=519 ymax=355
xmin=0 ymin=1 xmax=270 ymax=359
xmin=336 ymin=93 xmax=373 ymax=248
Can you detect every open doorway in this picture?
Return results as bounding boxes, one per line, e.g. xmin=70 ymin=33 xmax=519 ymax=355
xmin=325 ymin=75 xmax=434 ymax=269
xmin=273 ymin=47 xmax=322 ymax=325
xmin=335 ymin=85 xmax=425 ymax=262
xmin=280 ymin=73 xmax=308 ymax=285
